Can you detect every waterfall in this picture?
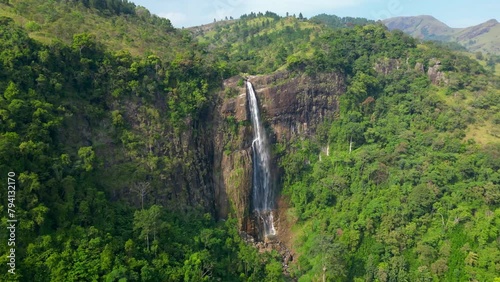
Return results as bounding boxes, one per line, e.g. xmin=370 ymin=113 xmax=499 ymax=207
xmin=246 ymin=81 xmax=276 ymax=238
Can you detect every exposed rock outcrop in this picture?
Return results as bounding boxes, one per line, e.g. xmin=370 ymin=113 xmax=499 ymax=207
xmin=415 ymin=62 xmax=425 ymax=73
xmin=210 ymin=71 xmax=344 ymax=274
xmin=373 ymin=57 xmax=448 ymax=86
xmin=374 ymin=58 xmax=402 ymax=75
xmin=213 ymin=58 xmax=450 ymax=236
xmin=427 ymin=59 xmax=449 ymax=85
xmin=213 ymin=76 xmax=253 ymax=229
xmin=213 ymin=71 xmax=345 ymax=234
xmin=249 ymin=72 xmax=344 ymax=142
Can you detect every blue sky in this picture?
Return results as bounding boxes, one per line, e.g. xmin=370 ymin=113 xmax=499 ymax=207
xmin=132 ymin=0 xmax=499 ymax=28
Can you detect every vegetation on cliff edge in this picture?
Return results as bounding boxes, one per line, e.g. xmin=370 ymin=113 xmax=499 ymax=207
xmin=0 ymin=1 xmax=499 ymax=281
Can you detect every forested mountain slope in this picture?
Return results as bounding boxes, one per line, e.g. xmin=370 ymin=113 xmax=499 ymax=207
xmin=309 ymin=14 xmax=375 ymax=28
xmin=275 ymin=22 xmax=500 ymax=282
xmin=0 ymin=1 xmax=499 ymax=281
xmin=384 ymin=15 xmax=500 ymax=55
xmin=0 ymin=3 xmax=282 ymax=280
xmin=197 ymin=12 xmax=500 ymax=281
xmin=0 ymin=0 xmax=184 ymax=58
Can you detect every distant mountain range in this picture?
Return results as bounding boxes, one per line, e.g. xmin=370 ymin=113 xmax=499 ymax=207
xmin=383 ymin=15 xmax=500 ymax=54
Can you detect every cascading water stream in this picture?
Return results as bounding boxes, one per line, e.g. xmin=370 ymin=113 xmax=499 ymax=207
xmin=246 ymin=81 xmax=277 ymax=238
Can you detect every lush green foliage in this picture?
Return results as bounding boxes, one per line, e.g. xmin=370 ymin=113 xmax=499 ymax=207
xmin=0 ymin=0 xmax=176 ymax=57
xmin=310 ymin=14 xmax=375 ymax=28
xmin=0 ymin=16 xmax=283 ymax=281
xmin=195 ymin=13 xmax=500 ymax=280
xmin=1 ymin=0 xmax=500 ymax=280
xmin=194 ymin=14 xmax=322 ymax=74
xmin=280 ymin=23 xmax=500 ymax=281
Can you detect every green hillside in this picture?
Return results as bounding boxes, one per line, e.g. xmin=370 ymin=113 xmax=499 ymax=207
xmin=0 ymin=1 xmax=499 ymax=281
xmin=0 ymin=2 xmax=281 ymax=281
xmin=383 ymin=15 xmax=456 ymax=41
xmin=191 ymin=12 xmax=322 ymax=75
xmin=199 ymin=12 xmax=500 ymax=282
xmin=384 ymin=15 xmax=500 ymax=55
xmin=309 ymin=14 xmax=375 ymax=28
xmin=281 ymin=55 xmax=500 ymax=280
xmin=0 ymin=0 xmax=184 ymax=58
xmin=456 ymin=19 xmax=500 ymax=54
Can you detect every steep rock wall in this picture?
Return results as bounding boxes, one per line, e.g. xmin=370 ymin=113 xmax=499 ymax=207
xmin=249 ymin=72 xmax=344 ymax=142
xmin=213 ymin=71 xmax=345 ymax=233
xmin=374 ymin=57 xmax=449 ymax=85
xmin=213 ymin=76 xmax=253 ymax=230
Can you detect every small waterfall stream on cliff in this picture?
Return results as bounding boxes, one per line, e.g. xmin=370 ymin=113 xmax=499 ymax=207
xmin=246 ymin=81 xmax=277 ymax=238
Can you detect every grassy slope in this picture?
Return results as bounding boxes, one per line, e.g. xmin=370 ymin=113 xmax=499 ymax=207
xmin=384 ymin=16 xmax=500 ymax=54
xmin=383 ymin=16 xmax=500 ymax=145
xmin=192 ymin=15 xmax=324 ymax=75
xmin=0 ymin=0 xmax=187 ymax=59
xmin=383 ymin=15 xmax=457 ymax=38
xmin=455 ymin=21 xmax=500 ymax=54
xmin=455 ymin=52 xmax=500 ymax=145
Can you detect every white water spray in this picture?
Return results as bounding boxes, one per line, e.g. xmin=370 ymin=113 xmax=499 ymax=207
xmin=246 ymin=81 xmax=276 ymax=237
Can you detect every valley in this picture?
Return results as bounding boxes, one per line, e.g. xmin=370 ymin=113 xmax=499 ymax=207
xmin=0 ymin=1 xmax=499 ymax=281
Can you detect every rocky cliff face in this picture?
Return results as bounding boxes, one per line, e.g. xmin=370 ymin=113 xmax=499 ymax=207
xmin=213 ymin=71 xmax=345 ymax=235
xmin=427 ymin=59 xmax=449 ymax=85
xmin=249 ymin=72 xmax=344 ymax=143
xmin=213 ymin=76 xmax=253 ymax=230
xmin=113 ymin=58 xmax=443 ymax=224
xmin=374 ymin=57 xmax=448 ymax=85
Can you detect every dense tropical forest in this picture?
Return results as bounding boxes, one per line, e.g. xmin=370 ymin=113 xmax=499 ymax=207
xmin=0 ymin=1 xmax=282 ymax=281
xmin=1 ymin=0 xmax=499 ymax=281
xmin=280 ymin=34 xmax=500 ymax=281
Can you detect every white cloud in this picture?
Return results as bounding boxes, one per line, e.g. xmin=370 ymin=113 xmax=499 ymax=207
xmin=158 ymin=12 xmax=188 ymax=26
